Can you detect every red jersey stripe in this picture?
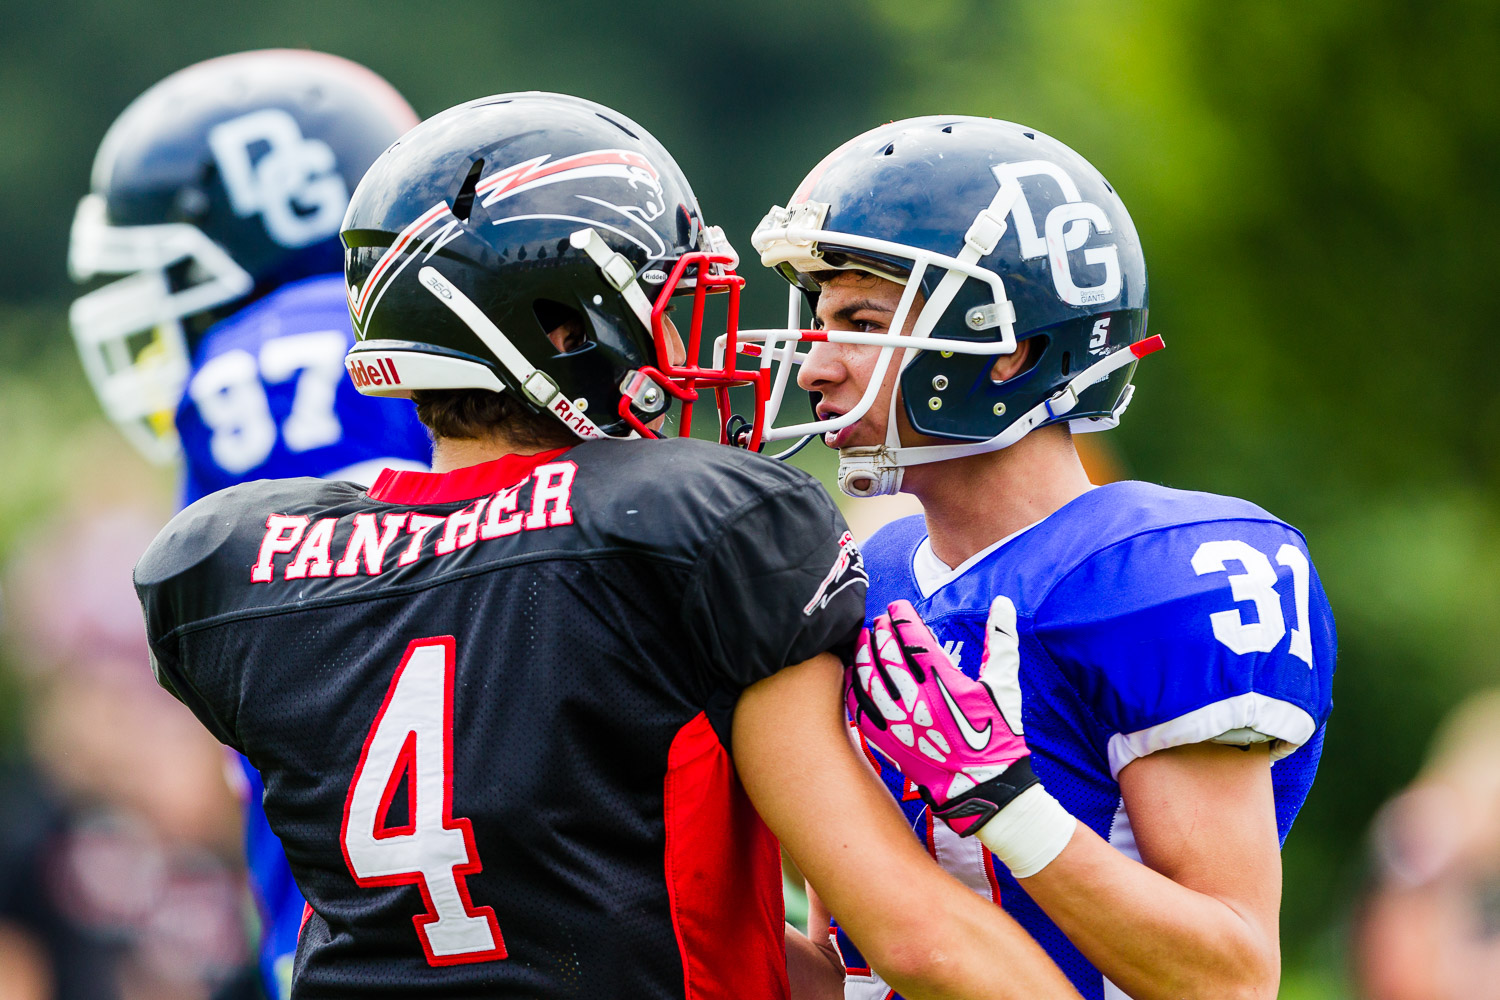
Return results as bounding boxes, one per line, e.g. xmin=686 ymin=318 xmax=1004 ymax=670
xmin=663 ymin=712 xmax=788 ymax=1000
xmin=368 ymin=448 xmax=571 ymax=505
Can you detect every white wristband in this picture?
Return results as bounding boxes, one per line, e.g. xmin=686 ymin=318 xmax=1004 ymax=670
xmin=974 ymin=784 xmax=1077 ymax=878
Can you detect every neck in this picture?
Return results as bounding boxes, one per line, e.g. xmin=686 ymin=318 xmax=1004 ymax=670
xmin=430 ymin=433 xmax=562 ymax=473
xmin=898 ymin=426 xmax=1094 ymax=568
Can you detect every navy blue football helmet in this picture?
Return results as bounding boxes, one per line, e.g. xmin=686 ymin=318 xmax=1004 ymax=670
xmin=341 ymin=92 xmax=762 ymax=445
xmin=68 ymin=50 xmax=418 ymax=462
xmin=749 ymin=116 xmax=1157 ymax=496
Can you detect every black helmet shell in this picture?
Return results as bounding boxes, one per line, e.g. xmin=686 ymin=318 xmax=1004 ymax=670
xmin=342 ymin=92 xmax=708 ymax=436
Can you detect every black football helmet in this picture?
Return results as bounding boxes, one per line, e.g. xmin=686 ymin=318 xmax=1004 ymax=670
xmin=749 ymin=116 xmax=1158 ymax=496
xmin=68 ymin=50 xmax=418 ymax=463
xmin=340 ymin=92 xmax=765 ymax=445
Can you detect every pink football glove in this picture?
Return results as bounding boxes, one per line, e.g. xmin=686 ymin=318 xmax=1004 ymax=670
xmin=847 ymin=598 xmax=1034 ymax=836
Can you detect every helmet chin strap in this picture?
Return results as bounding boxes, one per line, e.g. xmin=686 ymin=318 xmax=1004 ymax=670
xmin=836 ymin=335 xmax=1165 ymax=498
xmin=836 ymin=347 xmax=914 ymax=498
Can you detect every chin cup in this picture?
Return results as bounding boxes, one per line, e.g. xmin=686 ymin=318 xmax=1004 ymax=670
xmin=837 ymin=447 xmax=904 ymax=498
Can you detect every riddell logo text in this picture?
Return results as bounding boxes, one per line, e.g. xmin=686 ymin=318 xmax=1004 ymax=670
xmin=549 ymin=396 xmax=601 ymax=439
xmin=250 ymin=461 xmax=577 ymax=583
xmin=347 ymin=357 xmax=402 ymax=388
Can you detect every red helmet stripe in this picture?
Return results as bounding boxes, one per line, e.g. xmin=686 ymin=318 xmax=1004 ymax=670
xmin=351 ymin=201 xmax=451 ymax=319
xmin=476 ymin=150 xmax=659 ymax=203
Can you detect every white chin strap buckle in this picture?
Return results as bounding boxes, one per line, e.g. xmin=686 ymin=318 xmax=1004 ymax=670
xmin=837 ymin=447 xmax=904 ymax=498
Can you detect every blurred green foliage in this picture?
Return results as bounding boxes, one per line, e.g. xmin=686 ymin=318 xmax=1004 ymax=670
xmin=4 ymin=1 xmax=1498 ymax=994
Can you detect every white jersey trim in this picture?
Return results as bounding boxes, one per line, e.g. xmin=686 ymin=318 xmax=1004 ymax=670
xmin=911 ymin=520 xmax=1043 ymax=600
xmin=1103 ymin=798 xmax=1140 ymax=999
xmin=1106 ymin=692 xmax=1316 ymax=779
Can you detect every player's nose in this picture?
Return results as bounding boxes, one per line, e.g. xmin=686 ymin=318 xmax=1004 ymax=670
xmin=661 ymin=315 xmax=687 ymax=367
xmin=796 ymin=341 xmax=844 ymax=392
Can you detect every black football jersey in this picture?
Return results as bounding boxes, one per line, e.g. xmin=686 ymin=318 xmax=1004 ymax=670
xmin=134 ymin=437 xmax=866 ymax=1000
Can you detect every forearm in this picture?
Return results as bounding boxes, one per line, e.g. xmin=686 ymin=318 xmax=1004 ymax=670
xmin=786 ymin=922 xmax=843 ymax=1000
xmin=793 ymin=798 xmax=1081 ymax=999
xmin=1015 ymin=815 xmax=1280 ymax=1000
xmin=736 ymin=654 xmax=1081 ymax=1000
xmin=782 ymin=777 xmax=1079 ymax=999
xmin=859 ymin=881 xmax=1080 ymax=1000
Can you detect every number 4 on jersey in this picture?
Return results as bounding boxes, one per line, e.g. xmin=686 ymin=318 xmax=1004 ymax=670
xmin=340 ymin=636 xmax=506 ymax=965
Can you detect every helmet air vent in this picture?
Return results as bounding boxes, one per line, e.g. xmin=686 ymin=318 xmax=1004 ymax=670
xmin=941 ymin=124 xmax=954 ymax=134
xmin=596 ymin=113 xmax=638 ymax=139
xmin=882 ymin=143 xmax=896 ymax=156
xmin=1023 ymin=131 xmax=1036 ymax=140
xmin=451 ymin=158 xmax=484 ymax=222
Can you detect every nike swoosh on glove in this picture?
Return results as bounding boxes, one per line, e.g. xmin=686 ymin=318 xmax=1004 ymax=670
xmin=846 ymin=597 xmax=1035 ymax=836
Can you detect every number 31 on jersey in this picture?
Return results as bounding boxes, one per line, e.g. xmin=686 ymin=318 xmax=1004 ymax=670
xmin=1192 ymin=539 xmax=1314 ymax=668
xmin=340 ymin=636 xmax=506 ymax=966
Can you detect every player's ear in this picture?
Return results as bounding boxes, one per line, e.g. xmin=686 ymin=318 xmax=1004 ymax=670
xmin=988 ymin=339 xmax=1033 ymax=383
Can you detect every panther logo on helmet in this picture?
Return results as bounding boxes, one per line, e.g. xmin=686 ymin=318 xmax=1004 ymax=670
xmin=348 ymin=149 xmax=673 ymax=338
xmin=480 ymin=149 xmax=669 ymax=257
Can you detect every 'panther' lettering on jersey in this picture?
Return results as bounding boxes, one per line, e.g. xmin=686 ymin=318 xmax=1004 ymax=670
xmin=249 ymin=461 xmax=578 ymax=583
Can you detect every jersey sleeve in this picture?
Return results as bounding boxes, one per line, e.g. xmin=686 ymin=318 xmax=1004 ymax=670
xmin=1032 ymin=517 xmax=1335 ymax=778
xmin=133 ymin=495 xmax=247 ymax=751
xmin=679 ymin=479 xmax=867 ymax=694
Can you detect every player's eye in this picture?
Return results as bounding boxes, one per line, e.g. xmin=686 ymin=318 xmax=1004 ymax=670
xmin=535 ymin=299 xmax=589 ymax=354
xmin=552 ymin=325 xmax=586 ymax=353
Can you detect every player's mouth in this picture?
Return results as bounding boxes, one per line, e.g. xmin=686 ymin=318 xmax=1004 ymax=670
xmin=815 ymin=402 xmax=857 ymax=449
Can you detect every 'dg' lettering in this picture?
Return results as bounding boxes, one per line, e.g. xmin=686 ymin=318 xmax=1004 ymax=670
xmin=990 ymin=160 xmax=1122 ymax=307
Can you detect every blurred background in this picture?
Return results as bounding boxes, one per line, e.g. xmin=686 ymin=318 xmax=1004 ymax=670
xmin=3 ymin=1 xmax=1498 ymax=996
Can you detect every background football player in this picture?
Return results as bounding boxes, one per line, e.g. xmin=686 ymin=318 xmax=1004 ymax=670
xmin=68 ymin=50 xmax=431 ymax=999
xmin=1354 ymin=690 xmax=1500 ymax=1000
xmin=749 ymin=117 xmax=1337 ymax=999
xmin=134 ymin=91 xmax=1100 ymax=999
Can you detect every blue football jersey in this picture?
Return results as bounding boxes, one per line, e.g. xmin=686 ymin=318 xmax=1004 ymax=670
xmin=834 ymin=482 xmax=1336 ymax=1000
xmin=176 ymin=273 xmax=431 ymax=506
xmin=177 ymin=273 xmax=431 ymax=999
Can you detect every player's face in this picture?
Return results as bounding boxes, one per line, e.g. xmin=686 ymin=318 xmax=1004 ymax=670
xmin=796 ymin=271 xmax=915 ymax=450
xmin=546 ymin=311 xmax=686 ymax=366
xmin=649 ymin=315 xmax=686 ymax=432
xmin=661 ymin=314 xmax=687 ymax=367
xmin=544 ymin=310 xmax=683 ymax=432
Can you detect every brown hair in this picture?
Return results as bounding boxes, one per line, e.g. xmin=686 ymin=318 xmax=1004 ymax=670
xmin=410 ymin=389 xmax=575 ymax=448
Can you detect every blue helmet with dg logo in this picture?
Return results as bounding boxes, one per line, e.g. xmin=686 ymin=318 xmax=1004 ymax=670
xmin=749 ymin=116 xmax=1158 ymax=497
xmin=68 ymin=49 xmax=418 ymax=463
